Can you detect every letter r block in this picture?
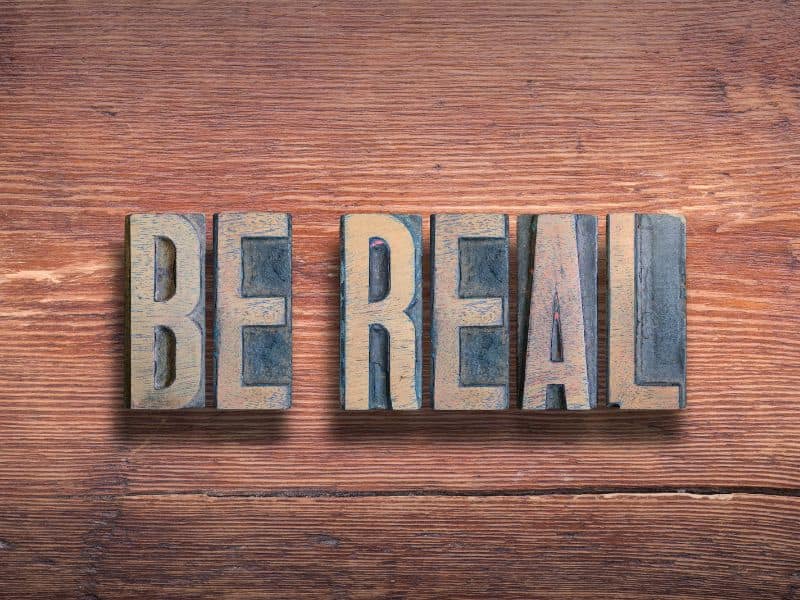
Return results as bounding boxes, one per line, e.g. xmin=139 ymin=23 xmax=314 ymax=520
xmin=340 ymin=214 xmax=422 ymax=410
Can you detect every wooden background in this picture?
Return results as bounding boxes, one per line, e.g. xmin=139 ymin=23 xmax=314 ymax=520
xmin=1 ymin=1 xmax=799 ymax=598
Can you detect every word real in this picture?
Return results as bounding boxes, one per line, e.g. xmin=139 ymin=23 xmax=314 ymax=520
xmin=126 ymin=213 xmax=686 ymax=411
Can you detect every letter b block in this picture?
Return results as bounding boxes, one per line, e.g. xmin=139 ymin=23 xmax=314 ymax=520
xmin=340 ymin=214 xmax=422 ymax=410
xmin=126 ymin=214 xmax=205 ymax=409
xmin=431 ymin=214 xmax=510 ymax=410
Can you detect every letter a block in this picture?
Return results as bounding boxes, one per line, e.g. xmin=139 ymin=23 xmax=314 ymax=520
xmin=214 ymin=213 xmax=292 ymax=409
xmin=432 ymin=214 xmax=510 ymax=410
xmin=518 ymin=214 xmax=597 ymax=410
xmin=607 ymin=213 xmax=686 ymax=409
xmin=126 ymin=214 xmax=205 ymax=409
xmin=340 ymin=214 xmax=422 ymax=410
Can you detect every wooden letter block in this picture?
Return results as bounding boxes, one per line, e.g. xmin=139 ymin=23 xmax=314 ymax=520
xmin=517 ymin=214 xmax=597 ymax=410
xmin=607 ymin=213 xmax=686 ymax=409
xmin=431 ymin=214 xmax=509 ymax=410
xmin=214 ymin=213 xmax=292 ymax=409
xmin=340 ymin=214 xmax=422 ymax=410
xmin=126 ymin=214 xmax=205 ymax=409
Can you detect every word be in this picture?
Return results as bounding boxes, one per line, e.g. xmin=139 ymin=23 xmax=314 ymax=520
xmin=126 ymin=212 xmax=685 ymax=411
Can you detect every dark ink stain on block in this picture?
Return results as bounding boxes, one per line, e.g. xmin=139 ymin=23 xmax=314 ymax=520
xmin=153 ymin=325 xmax=176 ymax=390
xmin=368 ymin=237 xmax=390 ymax=303
xmin=153 ymin=236 xmax=176 ymax=302
xmin=546 ymin=384 xmax=567 ymax=409
xmin=241 ymin=237 xmax=291 ymax=298
xmin=635 ymin=214 xmax=687 ymax=406
xmin=399 ymin=215 xmax=423 ymax=407
xmin=232 ymin=224 xmax=293 ymax=397
xmin=575 ymin=215 xmax=598 ymax=405
xmin=241 ymin=325 xmax=291 ymax=386
xmin=368 ymin=237 xmax=392 ymax=409
xmin=458 ymin=238 xmax=508 ymax=299
xmin=369 ymin=324 xmax=390 ymax=409
xmin=516 ymin=215 xmax=535 ymax=394
xmin=153 ymin=233 xmax=178 ymax=389
xmin=549 ymin=293 xmax=564 ymax=362
xmin=338 ymin=217 xmax=347 ymax=407
xmin=459 ymin=326 xmax=507 ymax=386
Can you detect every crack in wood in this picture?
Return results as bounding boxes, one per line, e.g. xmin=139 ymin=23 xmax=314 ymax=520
xmin=52 ymin=486 xmax=800 ymax=501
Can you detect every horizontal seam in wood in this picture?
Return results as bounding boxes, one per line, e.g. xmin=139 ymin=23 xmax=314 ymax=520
xmin=49 ymin=486 xmax=800 ymax=501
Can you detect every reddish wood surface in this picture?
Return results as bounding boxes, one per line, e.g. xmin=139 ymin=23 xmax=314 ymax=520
xmin=1 ymin=1 xmax=799 ymax=597
xmin=3 ymin=494 xmax=799 ymax=599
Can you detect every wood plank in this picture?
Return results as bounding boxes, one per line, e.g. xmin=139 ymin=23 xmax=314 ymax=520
xmin=608 ymin=213 xmax=687 ymax=409
xmin=518 ymin=214 xmax=597 ymax=410
xmin=2 ymin=3 xmax=800 ymax=597
xmin=340 ymin=214 xmax=423 ymax=410
xmin=431 ymin=214 xmax=510 ymax=410
xmin=214 ymin=212 xmax=292 ymax=409
xmin=0 ymin=0 xmax=799 ymax=511
xmin=125 ymin=214 xmax=205 ymax=409
xmin=1 ymin=493 xmax=798 ymax=599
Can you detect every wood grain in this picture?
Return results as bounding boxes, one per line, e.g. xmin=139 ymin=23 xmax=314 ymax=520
xmin=1 ymin=0 xmax=799 ymax=597
xmin=1 ymin=493 xmax=798 ymax=599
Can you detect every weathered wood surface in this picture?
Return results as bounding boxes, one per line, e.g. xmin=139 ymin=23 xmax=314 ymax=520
xmin=518 ymin=214 xmax=597 ymax=410
xmin=608 ymin=213 xmax=687 ymax=409
xmin=2 ymin=494 xmax=799 ymax=599
xmin=431 ymin=214 xmax=510 ymax=409
xmin=340 ymin=214 xmax=422 ymax=410
xmin=125 ymin=213 xmax=206 ymax=409
xmin=214 ymin=212 xmax=292 ymax=410
xmin=1 ymin=1 xmax=799 ymax=597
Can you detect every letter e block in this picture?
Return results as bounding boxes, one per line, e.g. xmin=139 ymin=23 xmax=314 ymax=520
xmin=431 ymin=214 xmax=509 ymax=410
xmin=214 ymin=213 xmax=292 ymax=409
